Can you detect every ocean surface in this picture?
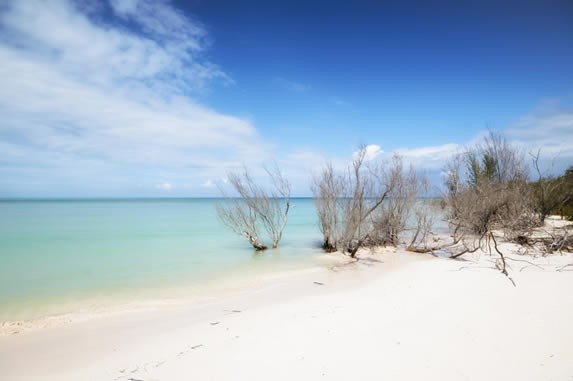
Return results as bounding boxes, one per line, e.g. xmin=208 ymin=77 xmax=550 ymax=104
xmin=0 ymin=198 xmax=324 ymax=321
xmin=0 ymin=198 xmax=447 ymax=322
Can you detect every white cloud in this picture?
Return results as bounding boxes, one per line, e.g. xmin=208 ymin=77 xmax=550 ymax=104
xmin=108 ymin=0 xmax=209 ymax=54
xmin=155 ymin=182 xmax=173 ymax=191
xmin=109 ymin=0 xmax=139 ymax=15
xmin=501 ymin=107 xmax=573 ymax=176
xmin=506 ymin=109 xmax=573 ymax=158
xmin=285 ymin=143 xmax=454 ymax=187
xmin=352 ymin=144 xmax=383 ymax=162
xmin=279 ymin=106 xmax=573 ymax=195
xmin=0 ymin=0 xmax=270 ymax=195
xmin=396 ymin=143 xmax=460 ymax=159
xmin=395 ymin=143 xmax=462 ymax=169
xmin=202 ymin=179 xmax=215 ymax=188
xmin=0 ymin=0 xmax=225 ymax=91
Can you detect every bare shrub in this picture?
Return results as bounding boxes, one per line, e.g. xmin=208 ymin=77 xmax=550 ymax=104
xmin=406 ymin=179 xmax=436 ymax=253
xmin=368 ymin=156 xmax=423 ymax=247
xmin=217 ymin=164 xmax=291 ymax=250
xmin=445 ymin=131 xmax=537 ymax=241
xmin=443 ymin=131 xmax=535 ymax=284
xmin=312 ymin=147 xmax=425 ymax=257
xmin=311 ymin=163 xmax=342 ymax=252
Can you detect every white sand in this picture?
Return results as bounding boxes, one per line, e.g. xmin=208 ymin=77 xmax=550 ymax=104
xmin=1 ymin=246 xmax=572 ymax=381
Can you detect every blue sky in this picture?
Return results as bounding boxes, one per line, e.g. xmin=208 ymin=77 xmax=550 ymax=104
xmin=0 ymin=0 xmax=572 ymax=197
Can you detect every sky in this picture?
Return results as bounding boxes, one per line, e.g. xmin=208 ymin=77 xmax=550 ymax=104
xmin=0 ymin=0 xmax=572 ymax=197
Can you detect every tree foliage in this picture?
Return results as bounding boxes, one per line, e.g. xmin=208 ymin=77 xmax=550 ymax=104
xmin=530 ymin=152 xmax=573 ymax=221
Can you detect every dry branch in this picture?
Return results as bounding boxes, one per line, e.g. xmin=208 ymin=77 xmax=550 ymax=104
xmin=218 ymin=164 xmax=291 ymax=250
xmin=312 ymin=148 xmax=426 ymax=257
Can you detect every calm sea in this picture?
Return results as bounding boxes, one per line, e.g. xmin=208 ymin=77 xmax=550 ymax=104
xmin=0 ymin=198 xmax=323 ymax=321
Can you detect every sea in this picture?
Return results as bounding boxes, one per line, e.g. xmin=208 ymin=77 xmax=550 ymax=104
xmin=0 ymin=197 xmax=447 ymax=322
xmin=0 ymin=198 xmax=323 ymax=321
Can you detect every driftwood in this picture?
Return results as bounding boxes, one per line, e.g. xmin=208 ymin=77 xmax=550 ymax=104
xmin=513 ymin=228 xmax=573 ymax=255
xmin=489 ymin=233 xmax=516 ymax=286
xmin=406 ymin=247 xmax=434 ymax=254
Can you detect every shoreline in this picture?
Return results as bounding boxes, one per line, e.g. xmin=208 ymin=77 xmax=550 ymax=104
xmin=1 ymin=244 xmax=572 ymax=380
xmin=0 ymin=247 xmax=416 ymax=336
xmin=0 ymin=197 xmax=324 ymax=325
xmin=0 ymin=256 xmax=320 ymax=336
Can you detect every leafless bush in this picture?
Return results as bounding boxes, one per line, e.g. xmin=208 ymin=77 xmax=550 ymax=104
xmin=368 ymin=156 xmax=423 ymax=247
xmin=312 ymin=147 xmax=425 ymax=257
xmin=329 ymin=147 xmax=384 ymax=256
xmin=311 ymin=162 xmax=342 ymax=252
xmin=445 ymin=131 xmax=537 ymax=241
xmin=406 ymin=180 xmax=436 ymax=253
xmin=443 ymin=131 xmax=535 ymax=284
xmin=217 ymin=164 xmax=291 ymax=251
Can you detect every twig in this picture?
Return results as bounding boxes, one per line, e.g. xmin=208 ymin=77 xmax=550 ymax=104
xmin=454 ymin=265 xmax=494 ymax=272
xmin=490 ymin=233 xmax=516 ymax=287
xmin=556 ymin=263 xmax=573 ymax=272
xmin=504 ymin=257 xmax=545 ymax=271
xmin=406 ymin=246 xmax=434 ymax=254
xmin=450 ymin=245 xmax=481 ymax=259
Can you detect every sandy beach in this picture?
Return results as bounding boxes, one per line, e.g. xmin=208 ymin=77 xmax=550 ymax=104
xmin=1 ymin=243 xmax=572 ymax=381
xmin=2 ymin=0 xmax=572 ymax=379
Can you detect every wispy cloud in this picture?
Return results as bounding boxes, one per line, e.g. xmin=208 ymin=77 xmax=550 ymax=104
xmin=395 ymin=143 xmax=462 ymax=169
xmin=0 ymin=0 xmax=268 ymax=196
xmin=202 ymin=179 xmax=215 ymax=188
xmin=155 ymin=182 xmax=173 ymax=191
xmin=273 ymin=77 xmax=310 ymax=93
xmin=506 ymin=107 xmax=573 ymax=158
xmin=1 ymin=1 xmax=570 ymax=197
xmin=352 ymin=144 xmax=384 ymax=162
xmin=330 ymin=97 xmax=350 ymax=106
xmin=276 ymin=104 xmax=573 ymax=196
xmin=502 ymin=105 xmax=573 ymax=175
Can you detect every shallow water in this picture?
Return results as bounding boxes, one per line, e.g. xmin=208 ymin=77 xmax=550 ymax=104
xmin=0 ymin=197 xmax=447 ymax=321
xmin=0 ymin=198 xmax=323 ymax=320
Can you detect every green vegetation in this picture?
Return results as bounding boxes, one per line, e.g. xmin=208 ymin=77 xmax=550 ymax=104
xmin=531 ymin=166 xmax=573 ymax=221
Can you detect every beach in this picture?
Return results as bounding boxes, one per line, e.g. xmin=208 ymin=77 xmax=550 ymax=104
xmin=2 ymin=0 xmax=572 ymax=379
xmin=1 ymin=245 xmax=572 ymax=381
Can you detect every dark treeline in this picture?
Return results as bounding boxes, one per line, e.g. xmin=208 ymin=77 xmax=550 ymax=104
xmin=530 ymin=160 xmax=573 ymax=221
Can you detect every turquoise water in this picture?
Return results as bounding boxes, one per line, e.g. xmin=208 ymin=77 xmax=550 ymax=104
xmin=0 ymin=198 xmax=323 ymax=320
